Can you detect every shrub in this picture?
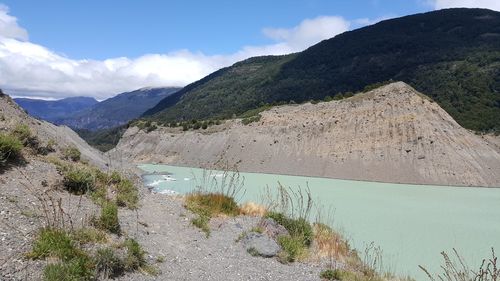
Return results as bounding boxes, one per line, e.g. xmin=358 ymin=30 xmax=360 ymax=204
xmin=28 ymin=228 xmax=78 ymax=261
xmin=62 ymin=166 xmax=95 ymax=194
xmin=94 ymin=248 xmax=125 ymax=279
xmin=12 ymin=124 xmax=31 ymax=145
xmin=266 ymin=212 xmax=313 ymax=246
xmin=124 ymin=238 xmax=146 ymax=271
xmin=93 ymin=201 xmax=120 ymax=234
xmin=277 ymin=235 xmax=307 ymax=263
xmin=242 ymin=114 xmax=261 ymax=125
xmin=115 ymin=179 xmax=139 ymax=209
xmin=71 ymin=228 xmax=107 ymax=244
xmin=191 ymin=215 xmax=210 ymax=238
xmin=63 ymin=146 xmax=81 ymax=162
xmin=30 ymin=228 xmax=95 ymax=280
xmin=201 ymin=122 xmax=208 ymax=130
xmin=0 ymin=133 xmax=23 ymax=165
xmin=185 ymin=192 xmax=240 ymax=218
xmin=320 ymin=269 xmax=343 ymax=280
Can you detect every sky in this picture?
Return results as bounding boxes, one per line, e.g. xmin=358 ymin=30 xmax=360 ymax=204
xmin=0 ymin=0 xmax=499 ymax=100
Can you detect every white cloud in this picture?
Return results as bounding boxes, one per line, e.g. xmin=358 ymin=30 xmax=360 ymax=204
xmin=0 ymin=4 xmax=28 ymax=40
xmin=0 ymin=7 xmax=351 ymax=100
xmin=432 ymin=0 xmax=500 ymax=11
xmin=263 ymin=16 xmax=350 ymax=51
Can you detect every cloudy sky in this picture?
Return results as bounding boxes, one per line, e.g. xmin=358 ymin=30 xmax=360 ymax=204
xmin=0 ymin=0 xmax=499 ymax=100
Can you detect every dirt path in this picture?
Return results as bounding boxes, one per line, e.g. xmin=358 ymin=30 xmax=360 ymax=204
xmin=119 ymin=192 xmax=323 ymax=281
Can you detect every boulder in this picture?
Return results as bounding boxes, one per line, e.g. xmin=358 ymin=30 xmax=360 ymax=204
xmin=242 ymin=232 xmax=280 ymax=258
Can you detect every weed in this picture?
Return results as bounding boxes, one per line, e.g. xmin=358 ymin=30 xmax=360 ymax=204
xmin=124 ymin=238 xmax=146 ymax=271
xmin=156 ymin=255 xmax=165 ymax=263
xmin=0 ymin=133 xmax=23 ymax=165
xmin=115 ymin=178 xmax=139 ymax=209
xmin=277 ymin=235 xmax=307 ymax=263
xmin=186 ymin=192 xmax=240 ymax=218
xmin=240 ymin=201 xmax=267 ymax=217
xmin=420 ymin=248 xmax=499 ymax=281
xmin=247 ymin=247 xmax=261 ymax=257
xmin=191 ymin=215 xmax=210 ymax=238
xmin=62 ymin=166 xmax=95 ymax=194
xmin=93 ymin=201 xmax=120 ymax=234
xmin=320 ymin=269 xmax=342 ymax=280
xmin=63 ymin=146 xmax=81 ymax=162
xmin=71 ymin=228 xmax=107 ymax=244
xmin=94 ymin=247 xmax=125 ymax=279
xmin=28 ymin=228 xmax=80 ymax=261
xmin=43 ymin=255 xmax=95 ymax=281
xmin=266 ymin=211 xmax=313 ymax=246
xmin=250 ymin=226 xmax=264 ymax=234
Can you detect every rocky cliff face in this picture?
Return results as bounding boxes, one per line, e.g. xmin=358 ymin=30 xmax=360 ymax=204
xmin=112 ymin=82 xmax=500 ymax=187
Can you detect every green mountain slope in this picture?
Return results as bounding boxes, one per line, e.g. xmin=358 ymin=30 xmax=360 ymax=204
xmin=145 ymin=8 xmax=500 ymax=132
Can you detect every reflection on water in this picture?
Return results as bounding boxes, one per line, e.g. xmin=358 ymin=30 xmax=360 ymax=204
xmin=138 ymin=164 xmax=500 ymax=280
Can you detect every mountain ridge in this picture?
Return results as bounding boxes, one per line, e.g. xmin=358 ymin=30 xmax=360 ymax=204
xmin=144 ymin=8 xmax=500 ymax=133
xmin=14 ymin=96 xmax=98 ymax=123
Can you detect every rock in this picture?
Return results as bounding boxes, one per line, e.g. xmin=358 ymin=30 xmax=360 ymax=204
xmin=241 ymin=232 xmax=280 ymax=258
xmin=258 ymin=218 xmax=289 ymax=240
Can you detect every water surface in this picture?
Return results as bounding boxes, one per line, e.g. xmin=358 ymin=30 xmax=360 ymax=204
xmin=138 ymin=164 xmax=500 ymax=280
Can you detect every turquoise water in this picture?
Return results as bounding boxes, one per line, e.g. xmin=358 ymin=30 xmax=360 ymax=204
xmin=138 ymin=164 xmax=500 ymax=280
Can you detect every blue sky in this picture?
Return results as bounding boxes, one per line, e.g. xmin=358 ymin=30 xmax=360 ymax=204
xmin=2 ymin=0 xmax=427 ymax=59
xmin=0 ymin=0 xmax=499 ymax=99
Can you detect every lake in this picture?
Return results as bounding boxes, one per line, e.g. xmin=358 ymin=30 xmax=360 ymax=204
xmin=138 ymin=164 xmax=500 ymax=280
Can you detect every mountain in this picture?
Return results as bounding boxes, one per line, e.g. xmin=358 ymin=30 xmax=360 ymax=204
xmin=144 ymin=8 xmax=500 ymax=133
xmin=113 ymin=82 xmax=500 ymax=187
xmin=13 ymin=96 xmax=98 ymax=123
xmin=56 ymin=87 xmax=180 ymax=130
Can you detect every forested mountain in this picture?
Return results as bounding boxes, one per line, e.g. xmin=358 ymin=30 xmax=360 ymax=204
xmin=56 ymin=87 xmax=180 ymax=130
xmin=14 ymin=96 xmax=98 ymax=122
xmin=145 ymin=8 xmax=500 ymax=133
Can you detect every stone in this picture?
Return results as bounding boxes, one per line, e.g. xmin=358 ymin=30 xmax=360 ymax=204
xmin=241 ymin=232 xmax=280 ymax=258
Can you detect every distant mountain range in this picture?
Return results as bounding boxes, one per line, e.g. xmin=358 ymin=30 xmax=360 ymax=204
xmin=15 ymin=87 xmax=180 ymax=131
xmin=14 ymin=96 xmax=98 ymax=123
xmin=144 ymin=8 xmax=500 ymax=133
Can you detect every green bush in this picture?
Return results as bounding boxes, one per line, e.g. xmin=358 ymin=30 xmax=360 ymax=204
xmin=94 ymin=201 xmax=120 ymax=234
xmin=191 ymin=215 xmax=210 ymax=238
xmin=12 ymin=124 xmax=32 ymax=145
xmin=29 ymin=228 xmax=95 ymax=280
xmin=241 ymin=114 xmax=261 ymax=125
xmin=0 ymin=133 xmax=23 ymax=165
xmin=115 ymin=179 xmax=139 ymax=209
xmin=62 ymin=167 xmax=95 ymax=194
xmin=320 ymin=269 xmax=343 ymax=280
xmin=266 ymin=212 xmax=313 ymax=246
xmin=124 ymin=238 xmax=146 ymax=271
xmin=63 ymin=146 xmax=81 ymax=162
xmin=94 ymin=247 xmax=125 ymax=279
xmin=71 ymin=228 xmax=107 ymax=244
xmin=277 ymin=235 xmax=307 ymax=263
xmin=28 ymin=228 xmax=79 ymax=261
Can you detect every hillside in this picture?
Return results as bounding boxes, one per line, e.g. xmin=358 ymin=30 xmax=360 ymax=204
xmin=145 ymin=8 xmax=500 ymax=133
xmin=14 ymin=96 xmax=98 ymax=123
xmin=56 ymin=87 xmax=180 ymax=130
xmin=0 ymin=89 xmax=359 ymax=281
xmin=114 ymin=82 xmax=500 ymax=187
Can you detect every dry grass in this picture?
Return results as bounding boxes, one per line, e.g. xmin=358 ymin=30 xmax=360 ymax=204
xmin=240 ymin=201 xmax=267 ymax=217
xmin=313 ymin=223 xmax=351 ymax=262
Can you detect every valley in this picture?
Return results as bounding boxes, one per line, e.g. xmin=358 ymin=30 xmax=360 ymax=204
xmin=1 ymin=5 xmax=499 ymax=281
